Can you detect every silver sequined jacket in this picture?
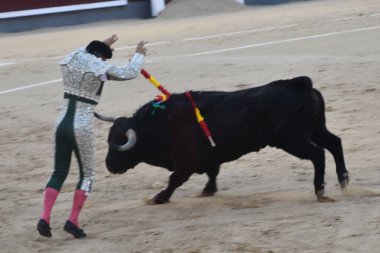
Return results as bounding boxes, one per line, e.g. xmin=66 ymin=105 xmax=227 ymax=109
xmin=59 ymin=47 xmax=145 ymax=103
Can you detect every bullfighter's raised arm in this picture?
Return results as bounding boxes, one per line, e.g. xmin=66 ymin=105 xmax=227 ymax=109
xmin=107 ymin=40 xmax=147 ymax=81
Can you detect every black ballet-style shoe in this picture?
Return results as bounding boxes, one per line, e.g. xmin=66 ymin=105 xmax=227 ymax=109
xmin=37 ymin=219 xmax=52 ymax=238
xmin=63 ymin=220 xmax=87 ymax=238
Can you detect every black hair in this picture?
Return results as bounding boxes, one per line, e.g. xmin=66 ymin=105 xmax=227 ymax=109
xmin=86 ymin=40 xmax=113 ymax=59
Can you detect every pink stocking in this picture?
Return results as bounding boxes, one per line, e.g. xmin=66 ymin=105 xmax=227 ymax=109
xmin=68 ymin=189 xmax=87 ymax=227
xmin=40 ymin=187 xmax=59 ymax=224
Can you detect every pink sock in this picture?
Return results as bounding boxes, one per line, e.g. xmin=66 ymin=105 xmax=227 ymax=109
xmin=68 ymin=189 xmax=87 ymax=227
xmin=40 ymin=187 xmax=60 ymax=224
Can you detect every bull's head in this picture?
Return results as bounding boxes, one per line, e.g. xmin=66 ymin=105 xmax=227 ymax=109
xmin=95 ymin=112 xmax=141 ymax=174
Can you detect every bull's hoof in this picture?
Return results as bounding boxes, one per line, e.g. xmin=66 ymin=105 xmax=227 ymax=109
xmin=317 ymin=196 xmax=336 ymax=202
xmin=200 ymin=189 xmax=217 ymax=197
xmin=338 ymin=172 xmax=349 ymax=189
xmin=144 ymin=191 xmax=170 ymax=205
xmin=339 ymin=179 xmax=349 ymax=190
xmin=144 ymin=197 xmax=156 ymax=205
xmin=316 ymin=189 xmax=335 ymax=202
xmin=316 ymin=189 xmax=325 ymax=198
xmin=144 ymin=197 xmax=169 ymax=205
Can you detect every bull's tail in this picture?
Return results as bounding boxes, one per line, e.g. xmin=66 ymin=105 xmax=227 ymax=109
xmin=292 ymin=76 xmax=313 ymax=91
xmin=289 ymin=76 xmax=314 ymax=113
xmin=265 ymin=76 xmax=314 ymax=135
xmin=294 ymin=75 xmax=313 ymax=96
xmin=311 ymin=87 xmax=327 ymax=134
xmin=290 ymin=76 xmax=325 ymax=119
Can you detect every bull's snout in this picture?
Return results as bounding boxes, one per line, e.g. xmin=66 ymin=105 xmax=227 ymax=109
xmin=106 ymin=157 xmax=127 ymax=174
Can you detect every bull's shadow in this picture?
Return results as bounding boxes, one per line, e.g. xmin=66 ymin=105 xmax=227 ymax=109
xmin=96 ymin=76 xmax=349 ymax=204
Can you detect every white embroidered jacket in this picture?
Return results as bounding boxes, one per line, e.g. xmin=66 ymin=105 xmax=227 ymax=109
xmin=60 ymin=47 xmax=145 ymax=103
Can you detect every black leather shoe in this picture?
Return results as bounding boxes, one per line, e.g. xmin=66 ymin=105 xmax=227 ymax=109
xmin=63 ymin=220 xmax=86 ymax=238
xmin=37 ymin=219 xmax=52 ymax=238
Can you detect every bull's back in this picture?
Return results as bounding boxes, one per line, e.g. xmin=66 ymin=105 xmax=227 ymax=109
xmin=188 ymin=76 xmax=314 ymax=165
xmin=194 ymin=76 xmax=313 ymax=131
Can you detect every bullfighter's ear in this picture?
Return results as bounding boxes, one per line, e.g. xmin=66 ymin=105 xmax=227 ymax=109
xmin=94 ymin=112 xmax=116 ymax=122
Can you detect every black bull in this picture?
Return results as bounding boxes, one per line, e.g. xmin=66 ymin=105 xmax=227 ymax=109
xmin=97 ymin=76 xmax=349 ymax=204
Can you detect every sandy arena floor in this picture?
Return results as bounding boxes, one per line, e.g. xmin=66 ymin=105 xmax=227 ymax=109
xmin=1 ymin=0 xmax=380 ymax=252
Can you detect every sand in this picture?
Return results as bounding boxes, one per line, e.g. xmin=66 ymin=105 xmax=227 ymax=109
xmin=1 ymin=0 xmax=380 ymax=252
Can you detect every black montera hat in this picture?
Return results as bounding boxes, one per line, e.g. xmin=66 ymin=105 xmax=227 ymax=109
xmin=86 ymin=40 xmax=113 ymax=59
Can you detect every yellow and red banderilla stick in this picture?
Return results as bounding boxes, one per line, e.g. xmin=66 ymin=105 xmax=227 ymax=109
xmin=141 ymin=69 xmax=171 ymax=101
xmin=185 ymin=91 xmax=216 ymax=147
xmin=140 ymin=69 xmax=216 ymax=147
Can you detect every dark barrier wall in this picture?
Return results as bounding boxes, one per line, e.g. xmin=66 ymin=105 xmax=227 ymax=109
xmin=0 ymin=0 xmax=150 ymax=33
xmin=0 ymin=0 xmax=117 ymax=12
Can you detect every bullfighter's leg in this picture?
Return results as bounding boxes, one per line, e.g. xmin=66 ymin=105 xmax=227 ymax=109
xmin=201 ymin=167 xmax=220 ymax=196
xmin=38 ymin=101 xmax=75 ymax=237
xmin=70 ymin=123 xmax=94 ymax=232
xmin=311 ymin=128 xmax=349 ymax=189
xmin=279 ymin=137 xmax=334 ymax=202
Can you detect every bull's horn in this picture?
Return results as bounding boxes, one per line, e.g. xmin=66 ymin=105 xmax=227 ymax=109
xmin=110 ymin=129 xmax=137 ymax=151
xmin=94 ymin=112 xmax=116 ymax=122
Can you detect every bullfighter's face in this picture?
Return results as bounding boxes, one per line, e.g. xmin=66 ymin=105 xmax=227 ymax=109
xmin=106 ymin=117 xmax=140 ymax=174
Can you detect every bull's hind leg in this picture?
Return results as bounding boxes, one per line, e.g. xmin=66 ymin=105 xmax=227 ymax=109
xmin=279 ymin=137 xmax=334 ymax=202
xmin=312 ymin=128 xmax=349 ymax=189
xmin=201 ymin=167 xmax=220 ymax=197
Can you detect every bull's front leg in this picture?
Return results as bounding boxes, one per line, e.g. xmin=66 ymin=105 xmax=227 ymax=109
xmin=201 ymin=167 xmax=220 ymax=197
xmin=149 ymin=111 xmax=198 ymax=204
xmin=149 ymin=169 xmax=194 ymax=204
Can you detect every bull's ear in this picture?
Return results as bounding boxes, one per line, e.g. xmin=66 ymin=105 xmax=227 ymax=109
xmin=94 ymin=112 xmax=116 ymax=122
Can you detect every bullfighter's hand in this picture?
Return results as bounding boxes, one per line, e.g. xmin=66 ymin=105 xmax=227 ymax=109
xmin=136 ymin=40 xmax=148 ymax=56
xmin=103 ymin=34 xmax=119 ymax=50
